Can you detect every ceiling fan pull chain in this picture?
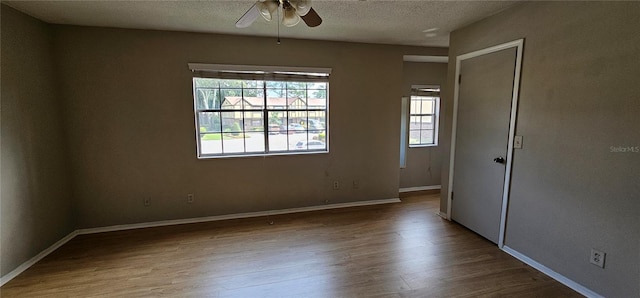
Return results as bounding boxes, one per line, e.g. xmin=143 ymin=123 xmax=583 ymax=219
xmin=277 ymin=6 xmax=281 ymax=44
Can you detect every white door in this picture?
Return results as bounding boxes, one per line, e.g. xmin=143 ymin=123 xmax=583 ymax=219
xmin=451 ymin=47 xmax=518 ymax=244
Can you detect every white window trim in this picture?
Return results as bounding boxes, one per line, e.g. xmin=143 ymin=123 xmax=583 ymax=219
xmin=408 ymin=98 xmax=439 ymax=148
xmin=190 ymin=64 xmax=331 ymax=159
xmin=400 ymin=96 xmax=409 ymax=168
xmin=188 ymin=63 xmax=331 ymax=76
xmin=408 ymin=85 xmax=440 ymax=147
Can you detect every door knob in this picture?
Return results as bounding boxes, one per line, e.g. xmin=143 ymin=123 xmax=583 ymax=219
xmin=493 ymin=156 xmax=505 ymax=164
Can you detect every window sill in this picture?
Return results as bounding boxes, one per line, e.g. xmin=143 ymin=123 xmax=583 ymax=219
xmin=409 ymin=144 xmax=438 ymax=148
xmin=198 ymin=150 xmax=329 ymax=159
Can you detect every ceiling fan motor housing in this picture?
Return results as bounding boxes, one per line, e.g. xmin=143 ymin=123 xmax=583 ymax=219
xmin=236 ymin=0 xmax=322 ymax=29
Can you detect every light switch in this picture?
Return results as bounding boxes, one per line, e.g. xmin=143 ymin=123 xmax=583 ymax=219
xmin=514 ymin=135 xmax=523 ymax=149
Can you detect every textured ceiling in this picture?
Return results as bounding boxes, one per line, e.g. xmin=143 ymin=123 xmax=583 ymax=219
xmin=3 ymin=0 xmax=519 ymax=47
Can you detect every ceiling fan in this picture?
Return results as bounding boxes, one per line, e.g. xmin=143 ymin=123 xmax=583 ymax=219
xmin=236 ymin=0 xmax=322 ymax=28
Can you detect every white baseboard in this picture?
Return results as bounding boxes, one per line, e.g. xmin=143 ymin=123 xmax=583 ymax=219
xmin=0 ymin=230 xmax=78 ymax=287
xmin=1 ymin=198 xmax=401 ymax=286
xmin=437 ymin=211 xmax=448 ymax=219
xmin=399 ymin=185 xmax=441 ymax=193
xmin=502 ymin=246 xmax=603 ymax=298
xmin=78 ymin=198 xmax=401 ymax=235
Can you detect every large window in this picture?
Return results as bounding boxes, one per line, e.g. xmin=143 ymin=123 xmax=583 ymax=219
xmin=191 ymin=65 xmax=329 ymax=158
xmin=409 ymin=85 xmax=440 ymax=147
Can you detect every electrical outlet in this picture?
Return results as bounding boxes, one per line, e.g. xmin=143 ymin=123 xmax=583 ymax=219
xmin=143 ymin=198 xmax=151 ymax=206
xmin=187 ymin=193 xmax=194 ymax=204
xmin=333 ymin=181 xmax=339 ymax=190
xmin=590 ymin=248 xmax=606 ymax=268
xmin=353 ymin=180 xmax=360 ymax=189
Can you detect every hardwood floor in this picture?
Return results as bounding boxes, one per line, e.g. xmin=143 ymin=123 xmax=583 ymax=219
xmin=1 ymin=194 xmax=581 ymax=297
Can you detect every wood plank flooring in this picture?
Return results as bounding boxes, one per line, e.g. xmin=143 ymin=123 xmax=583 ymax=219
xmin=1 ymin=194 xmax=581 ymax=297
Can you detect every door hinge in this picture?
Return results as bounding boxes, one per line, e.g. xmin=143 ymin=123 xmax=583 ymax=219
xmin=451 ymin=191 xmax=454 ymax=200
xmin=458 ymin=74 xmax=462 ymax=84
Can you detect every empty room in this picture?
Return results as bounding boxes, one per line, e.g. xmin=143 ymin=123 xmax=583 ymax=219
xmin=1 ymin=1 xmax=638 ymax=297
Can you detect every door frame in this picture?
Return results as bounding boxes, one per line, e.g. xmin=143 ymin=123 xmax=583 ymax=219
xmin=446 ymin=39 xmax=524 ymax=248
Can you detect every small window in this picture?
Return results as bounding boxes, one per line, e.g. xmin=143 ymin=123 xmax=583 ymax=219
xmin=190 ymin=64 xmax=330 ymax=158
xmin=409 ymin=85 xmax=440 ymax=147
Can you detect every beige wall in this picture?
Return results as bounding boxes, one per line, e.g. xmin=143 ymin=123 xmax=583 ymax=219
xmin=51 ymin=25 xmax=446 ymax=228
xmin=440 ymin=2 xmax=640 ymax=297
xmin=1 ymin=6 xmax=75 ymax=276
xmin=400 ymin=62 xmax=447 ymax=189
xmin=0 ymin=5 xmax=447 ymax=278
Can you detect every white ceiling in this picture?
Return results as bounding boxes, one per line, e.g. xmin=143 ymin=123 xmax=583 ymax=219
xmin=3 ymin=0 xmax=519 ymax=47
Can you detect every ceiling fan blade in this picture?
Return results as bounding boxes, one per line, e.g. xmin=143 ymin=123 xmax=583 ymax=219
xmin=235 ymin=3 xmax=260 ymax=28
xmin=300 ymin=7 xmax=322 ymax=27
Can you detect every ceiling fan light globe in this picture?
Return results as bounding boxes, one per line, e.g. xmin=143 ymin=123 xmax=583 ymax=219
xmin=256 ymin=2 xmax=273 ymax=21
xmin=282 ymin=6 xmax=301 ymax=27
xmin=294 ymin=0 xmax=311 ymax=16
xmin=265 ymin=1 xmax=279 ymax=13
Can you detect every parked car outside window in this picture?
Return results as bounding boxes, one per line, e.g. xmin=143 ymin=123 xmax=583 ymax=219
xmin=287 ymin=123 xmax=305 ymax=134
xmin=295 ymin=140 xmax=326 ymax=150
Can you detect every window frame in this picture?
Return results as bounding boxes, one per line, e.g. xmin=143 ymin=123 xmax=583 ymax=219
xmin=408 ymin=85 xmax=440 ymax=148
xmin=190 ymin=64 xmax=330 ymax=159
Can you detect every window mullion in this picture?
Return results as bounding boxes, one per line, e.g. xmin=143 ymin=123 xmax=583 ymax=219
xmin=263 ymin=81 xmax=269 ymax=153
xmin=218 ymin=84 xmax=225 ymax=154
xmin=241 ymin=86 xmax=247 ymax=153
xmin=285 ymin=84 xmax=290 ymax=150
xmin=305 ymin=83 xmax=309 ymax=148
